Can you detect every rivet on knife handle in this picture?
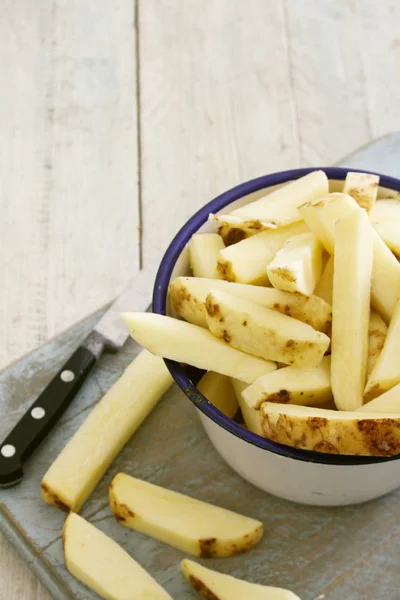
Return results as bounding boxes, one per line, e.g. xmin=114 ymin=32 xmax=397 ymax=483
xmin=0 ymin=333 xmax=104 ymax=488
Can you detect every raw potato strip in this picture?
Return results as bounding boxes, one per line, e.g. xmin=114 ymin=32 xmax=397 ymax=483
xmin=218 ymin=223 xmax=249 ymax=246
xmin=374 ymin=221 xmax=400 ymax=259
xmin=370 ymin=199 xmax=400 ymax=223
xmin=227 ymin=170 xmax=329 ymax=228
xmin=260 ymin=403 xmax=400 ymax=457
xmin=242 ymin=356 xmax=332 ymax=410
xmin=331 ymin=210 xmax=373 ymax=411
xmin=189 ymin=233 xmax=225 ymax=278
xmin=169 ymin=276 xmax=332 ymax=332
xmin=360 ymin=383 xmax=400 ymax=413
xmin=205 ymin=290 xmax=330 ymax=369
xmin=121 ymin=312 xmax=276 ymax=383
xmin=299 ymin=193 xmax=400 ymax=323
xmin=216 ymin=222 xmax=309 ymax=286
xmin=63 ymin=513 xmax=172 ymax=600
xmin=215 ymin=214 xmax=268 ymax=237
xmin=197 ymin=371 xmax=239 ymax=418
xmin=266 ymin=233 xmax=323 ymax=296
xmin=41 ymin=350 xmax=173 ymax=513
xmin=109 ymin=473 xmax=263 ymax=557
xmin=367 ymin=311 xmax=388 ymax=378
xmin=314 ymin=255 xmax=334 ymax=305
xmin=230 ymin=379 xmax=264 ymax=436
xmin=365 ymin=296 xmax=400 ymax=399
xmin=343 ymin=171 xmax=379 ymax=211
xmin=181 ymin=559 xmax=301 ymax=600
xmin=331 ymin=181 xmax=400 ymax=200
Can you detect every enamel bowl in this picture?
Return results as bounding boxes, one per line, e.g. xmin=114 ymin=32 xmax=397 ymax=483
xmin=152 ymin=167 xmax=400 ymax=506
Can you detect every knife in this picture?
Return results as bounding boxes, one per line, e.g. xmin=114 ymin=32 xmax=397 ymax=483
xmin=0 ymin=265 xmax=157 ymax=488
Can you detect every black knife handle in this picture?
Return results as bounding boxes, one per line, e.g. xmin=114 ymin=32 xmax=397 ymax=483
xmin=0 ymin=346 xmax=97 ymax=487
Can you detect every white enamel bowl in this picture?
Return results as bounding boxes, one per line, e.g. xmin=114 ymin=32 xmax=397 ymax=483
xmin=152 ymin=167 xmax=400 ymax=506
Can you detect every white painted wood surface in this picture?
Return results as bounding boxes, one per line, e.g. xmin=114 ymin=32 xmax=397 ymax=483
xmin=1 ymin=0 xmax=400 ymax=597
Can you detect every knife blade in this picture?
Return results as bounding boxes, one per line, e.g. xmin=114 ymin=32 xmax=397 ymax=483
xmin=0 ymin=265 xmax=158 ymax=488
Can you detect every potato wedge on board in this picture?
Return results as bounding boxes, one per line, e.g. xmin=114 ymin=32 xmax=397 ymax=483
xmin=63 ymin=513 xmax=172 ymax=600
xmin=343 ymin=171 xmax=379 ymax=211
xmin=197 ymin=371 xmax=238 ymax=418
xmin=226 ymin=170 xmax=328 ymax=229
xmin=216 ymin=222 xmax=308 ymax=285
xmin=121 ymin=312 xmax=276 ymax=383
xmin=230 ymin=378 xmax=264 ymax=436
xmin=205 ymin=290 xmax=330 ymax=368
xmin=314 ymin=255 xmax=333 ymax=305
xmin=360 ymin=382 xmax=400 ymax=413
xmin=181 ymin=559 xmax=300 ymax=600
xmin=373 ymin=220 xmax=400 ymax=259
xmin=299 ymin=192 xmax=400 ymax=322
xmin=242 ymin=356 xmax=332 ymax=410
xmin=41 ymin=350 xmax=173 ymax=513
xmin=109 ymin=473 xmax=263 ymax=557
xmin=331 ymin=210 xmax=373 ymax=411
xmin=365 ymin=296 xmax=400 ymax=400
xmin=266 ymin=233 xmax=323 ymax=296
xmin=189 ymin=233 xmax=225 ymax=278
xmin=367 ymin=311 xmax=388 ymax=378
xmin=169 ymin=276 xmax=332 ymax=332
xmin=260 ymin=403 xmax=400 ymax=456
xmin=370 ymin=199 xmax=400 ymax=223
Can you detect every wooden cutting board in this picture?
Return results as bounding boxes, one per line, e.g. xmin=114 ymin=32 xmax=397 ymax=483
xmin=2 ymin=134 xmax=400 ymax=600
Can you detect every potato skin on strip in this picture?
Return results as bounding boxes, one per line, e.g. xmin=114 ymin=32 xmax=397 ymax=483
xmin=260 ymin=403 xmax=400 ymax=456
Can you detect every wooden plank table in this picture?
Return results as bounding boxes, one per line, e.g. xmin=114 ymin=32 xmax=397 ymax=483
xmin=1 ymin=1 xmax=400 ymax=598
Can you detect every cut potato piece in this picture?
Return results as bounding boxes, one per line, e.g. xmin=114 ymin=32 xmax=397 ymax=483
xmin=314 ymin=255 xmax=334 ymax=305
xmin=182 ymin=559 xmax=300 ymax=600
xmin=343 ymin=171 xmax=379 ymax=211
xmin=370 ymin=199 xmax=400 ymax=223
xmin=367 ymin=311 xmax=388 ymax=378
xmin=110 ymin=473 xmax=263 ymax=557
xmin=242 ymin=356 xmax=332 ymax=410
xmin=299 ymin=192 xmax=400 ymax=322
xmin=260 ymin=403 xmax=400 ymax=456
xmin=205 ymin=290 xmax=330 ymax=368
xmin=226 ymin=170 xmax=329 ymax=229
xmin=330 ymin=182 xmax=400 ymax=201
xmin=360 ymin=383 xmax=400 ymax=413
xmin=63 ymin=513 xmax=172 ymax=600
xmin=41 ymin=350 xmax=173 ymax=513
xmin=266 ymin=233 xmax=323 ymax=296
xmin=169 ymin=276 xmax=332 ymax=332
xmin=374 ymin=220 xmax=400 ymax=259
xmin=365 ymin=296 xmax=400 ymax=400
xmin=230 ymin=378 xmax=264 ymax=436
xmin=121 ymin=312 xmax=276 ymax=384
xmin=298 ymin=193 xmax=356 ymax=254
xmin=218 ymin=224 xmax=249 ymax=246
xmin=216 ymin=222 xmax=308 ymax=286
xmin=331 ymin=210 xmax=373 ymax=411
xmin=214 ymin=214 xmax=269 ymax=238
xmin=189 ymin=233 xmax=225 ymax=278
xmin=197 ymin=372 xmax=238 ymax=418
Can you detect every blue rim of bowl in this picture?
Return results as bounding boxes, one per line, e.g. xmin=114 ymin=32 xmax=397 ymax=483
xmin=153 ymin=166 xmax=400 ymax=466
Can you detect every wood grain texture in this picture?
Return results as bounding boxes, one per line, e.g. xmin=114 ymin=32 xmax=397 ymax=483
xmin=3 ymin=0 xmax=400 ymax=598
xmin=139 ymin=0 xmax=299 ymax=268
xmin=284 ymin=0 xmax=372 ymax=166
xmin=355 ymin=0 xmax=400 ymax=138
xmin=0 ymin=532 xmax=52 ymax=600
xmin=0 ymin=0 xmax=139 ymax=372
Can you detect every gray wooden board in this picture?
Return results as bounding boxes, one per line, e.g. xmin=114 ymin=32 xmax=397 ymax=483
xmin=2 ymin=134 xmax=400 ymax=600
